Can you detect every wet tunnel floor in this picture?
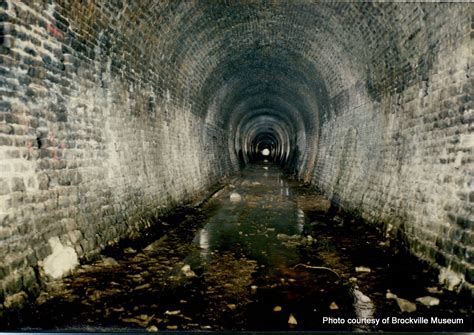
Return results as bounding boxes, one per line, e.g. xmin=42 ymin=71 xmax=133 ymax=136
xmin=3 ymin=163 xmax=472 ymax=332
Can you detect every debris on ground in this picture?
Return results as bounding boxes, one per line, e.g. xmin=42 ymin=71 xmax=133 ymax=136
xmin=395 ymin=297 xmax=417 ymax=313
xmin=426 ymin=286 xmax=443 ymax=294
xmin=3 ymin=292 xmax=28 ymax=309
xmin=329 ymin=302 xmax=339 ymax=310
xmin=416 ymin=296 xmax=440 ymax=306
xmin=276 ymin=233 xmax=315 ymax=247
xmin=124 ymin=247 xmax=137 ymax=254
xmin=288 ymin=313 xmax=298 ymax=325
xmin=100 ymin=257 xmax=119 ymax=266
xmin=293 ymin=263 xmax=340 ymax=278
xmin=295 ymin=195 xmax=331 ymax=212
xmin=121 ymin=314 xmax=152 ymax=327
xmin=273 ymin=306 xmax=282 ymax=312
xmin=355 ymin=266 xmax=371 ymax=273
xmin=277 ymin=234 xmax=300 ymax=241
xmin=438 ymin=268 xmax=463 ymax=291
xmin=181 ymin=264 xmax=196 ymax=278
xmin=386 ymin=291 xmax=398 ymax=300
xmin=230 ymin=192 xmax=242 ymax=202
xmin=147 ymin=325 xmax=158 ymax=332
xmin=353 ymin=288 xmax=371 ymax=303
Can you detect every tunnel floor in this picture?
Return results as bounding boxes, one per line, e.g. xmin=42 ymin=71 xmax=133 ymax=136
xmin=3 ymin=162 xmax=471 ymax=332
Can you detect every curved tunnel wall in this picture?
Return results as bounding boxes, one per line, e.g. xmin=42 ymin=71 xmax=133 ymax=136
xmin=0 ymin=1 xmax=472 ymax=303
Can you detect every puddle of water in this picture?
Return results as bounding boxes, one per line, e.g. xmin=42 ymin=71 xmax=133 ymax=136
xmin=2 ymin=162 xmax=472 ymax=332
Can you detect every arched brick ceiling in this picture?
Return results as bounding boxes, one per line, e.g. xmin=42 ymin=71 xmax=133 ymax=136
xmin=59 ymin=1 xmax=446 ymax=163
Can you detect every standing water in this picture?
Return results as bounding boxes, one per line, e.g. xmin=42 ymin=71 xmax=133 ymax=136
xmin=2 ymin=163 xmax=471 ymax=332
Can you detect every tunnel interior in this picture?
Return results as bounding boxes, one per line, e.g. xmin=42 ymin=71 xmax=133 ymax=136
xmin=0 ymin=0 xmax=472 ymax=320
xmin=201 ymin=41 xmax=326 ymax=176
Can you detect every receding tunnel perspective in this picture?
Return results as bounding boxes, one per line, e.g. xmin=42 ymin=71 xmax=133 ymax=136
xmin=0 ymin=1 xmax=472 ymax=332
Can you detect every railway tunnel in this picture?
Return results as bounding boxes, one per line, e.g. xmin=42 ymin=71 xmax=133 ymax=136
xmin=0 ymin=1 xmax=473 ymax=332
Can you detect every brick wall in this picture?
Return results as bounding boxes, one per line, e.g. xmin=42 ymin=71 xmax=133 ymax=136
xmin=0 ymin=0 xmax=231 ymax=304
xmin=312 ymin=4 xmax=473 ymax=286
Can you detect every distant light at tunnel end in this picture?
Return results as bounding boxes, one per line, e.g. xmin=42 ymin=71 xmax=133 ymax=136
xmin=262 ymin=148 xmax=270 ymax=156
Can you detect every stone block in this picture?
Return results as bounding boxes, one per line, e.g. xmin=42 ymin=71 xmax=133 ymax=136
xmin=10 ymin=177 xmax=26 ymax=192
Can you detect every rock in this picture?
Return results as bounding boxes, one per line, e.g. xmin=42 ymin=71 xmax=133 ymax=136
xmin=43 ymin=237 xmax=79 ymax=279
xmin=354 ymin=288 xmax=371 ymax=303
xmin=277 ymin=233 xmax=300 ymax=241
xmin=416 ymin=296 xmax=440 ymax=306
xmin=3 ymin=291 xmax=28 ymax=309
xmin=288 ymin=313 xmax=297 ymax=325
xmin=230 ymin=192 xmax=242 ymax=202
xmin=396 ymin=297 xmax=417 ymax=313
xmin=121 ymin=315 xmax=151 ymax=327
xmin=329 ymin=302 xmax=339 ymax=310
xmin=386 ymin=291 xmax=398 ymax=300
xmin=166 ymin=325 xmax=178 ymax=330
xmin=165 ymin=310 xmax=181 ymax=316
xmin=438 ymin=268 xmax=463 ymax=291
xmin=250 ymin=285 xmax=258 ymax=293
xmin=426 ymin=286 xmax=443 ymax=294
xmin=124 ymin=247 xmax=137 ymax=254
xmin=181 ymin=264 xmax=196 ymax=278
xmin=273 ymin=305 xmax=282 ymax=312
xmin=144 ymin=242 xmax=159 ymax=252
xmin=355 ymin=266 xmax=371 ymax=273
xmin=385 ymin=223 xmax=394 ymax=238
xmin=135 ymin=283 xmax=151 ymax=291
xmin=101 ymin=257 xmax=119 ymax=266
xmin=349 ymin=277 xmax=358 ymax=283
xmin=227 ymin=304 xmax=236 ymax=310
xmin=147 ymin=325 xmax=158 ymax=332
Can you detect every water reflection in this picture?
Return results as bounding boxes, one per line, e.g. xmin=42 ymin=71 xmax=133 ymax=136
xmin=191 ymin=164 xmax=303 ymax=268
xmin=296 ymin=208 xmax=305 ymax=233
xmin=352 ymin=286 xmax=375 ymax=331
xmin=197 ymin=228 xmax=210 ymax=259
xmin=280 ymin=179 xmax=290 ymax=196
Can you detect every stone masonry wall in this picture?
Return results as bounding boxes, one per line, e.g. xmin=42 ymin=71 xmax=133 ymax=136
xmin=313 ymin=4 xmax=473 ymax=286
xmin=0 ymin=1 xmax=230 ymax=306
